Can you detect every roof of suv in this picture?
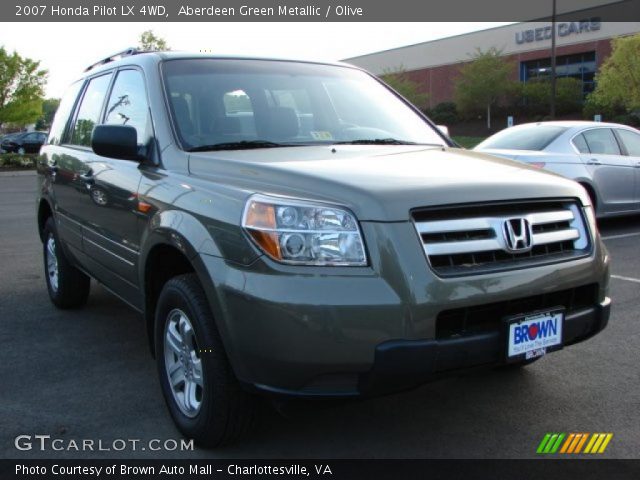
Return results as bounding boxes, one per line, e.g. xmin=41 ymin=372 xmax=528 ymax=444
xmin=83 ymin=49 xmax=355 ymax=78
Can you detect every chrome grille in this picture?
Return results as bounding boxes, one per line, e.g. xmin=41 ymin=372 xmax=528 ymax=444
xmin=413 ymin=200 xmax=591 ymax=277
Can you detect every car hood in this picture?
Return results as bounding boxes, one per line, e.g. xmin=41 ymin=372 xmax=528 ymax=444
xmin=188 ymin=145 xmax=588 ymax=221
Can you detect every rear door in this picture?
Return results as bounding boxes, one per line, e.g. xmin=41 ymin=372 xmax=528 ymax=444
xmin=49 ymin=75 xmax=112 ymax=254
xmin=614 ymin=128 xmax=640 ymax=211
xmin=578 ymin=127 xmax=635 ymax=215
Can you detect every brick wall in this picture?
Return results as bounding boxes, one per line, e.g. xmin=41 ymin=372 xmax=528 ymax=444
xmin=400 ymin=39 xmax=614 ymax=109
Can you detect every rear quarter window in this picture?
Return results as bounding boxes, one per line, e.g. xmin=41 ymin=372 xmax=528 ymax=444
xmin=572 ymin=133 xmax=590 ymax=153
xmin=48 ymin=81 xmax=83 ymax=145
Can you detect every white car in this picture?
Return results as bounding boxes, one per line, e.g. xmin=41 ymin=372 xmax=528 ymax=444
xmin=475 ymin=121 xmax=640 ymax=217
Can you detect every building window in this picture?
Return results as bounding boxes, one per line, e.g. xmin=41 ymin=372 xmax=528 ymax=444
xmin=520 ymin=51 xmax=596 ymax=97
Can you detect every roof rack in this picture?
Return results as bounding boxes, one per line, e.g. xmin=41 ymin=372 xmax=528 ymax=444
xmin=84 ymin=48 xmax=142 ymax=72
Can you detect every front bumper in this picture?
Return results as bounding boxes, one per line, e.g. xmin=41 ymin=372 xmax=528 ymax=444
xmin=198 ymin=221 xmax=611 ymax=399
xmin=359 ymin=297 xmax=610 ymax=396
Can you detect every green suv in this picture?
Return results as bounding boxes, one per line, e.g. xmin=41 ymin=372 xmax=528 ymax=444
xmin=37 ymin=49 xmax=611 ymax=446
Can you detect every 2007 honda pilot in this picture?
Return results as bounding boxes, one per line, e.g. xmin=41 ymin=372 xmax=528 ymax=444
xmin=37 ymin=50 xmax=611 ymax=446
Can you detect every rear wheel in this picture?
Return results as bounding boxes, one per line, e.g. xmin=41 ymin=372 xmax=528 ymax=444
xmin=43 ymin=217 xmax=90 ymax=309
xmin=155 ymin=274 xmax=254 ymax=446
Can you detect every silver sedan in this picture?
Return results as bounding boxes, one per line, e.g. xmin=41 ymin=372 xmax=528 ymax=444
xmin=474 ymin=121 xmax=640 ymax=217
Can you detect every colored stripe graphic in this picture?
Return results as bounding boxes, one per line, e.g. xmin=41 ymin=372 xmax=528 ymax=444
xmin=537 ymin=433 xmax=552 ymax=454
xmin=574 ymin=433 xmax=589 ymax=453
xmin=537 ymin=433 xmax=565 ymax=454
xmin=559 ymin=433 xmax=575 ymax=453
xmin=585 ymin=433 xmax=614 ymax=454
xmin=538 ymin=433 xmax=613 ymax=454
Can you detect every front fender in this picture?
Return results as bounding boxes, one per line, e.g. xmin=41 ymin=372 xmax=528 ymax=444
xmin=138 ymin=209 xmax=257 ymax=370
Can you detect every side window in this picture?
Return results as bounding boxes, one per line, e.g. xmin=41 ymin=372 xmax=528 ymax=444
xmin=23 ymin=133 xmax=38 ymax=142
xmin=616 ymin=129 xmax=640 ymax=157
xmin=582 ymin=128 xmax=621 ymax=155
xmin=70 ymin=74 xmax=112 ymax=147
xmin=572 ymin=133 xmax=590 ymax=153
xmin=105 ymin=70 xmax=151 ymax=144
xmin=48 ymin=81 xmax=83 ymax=145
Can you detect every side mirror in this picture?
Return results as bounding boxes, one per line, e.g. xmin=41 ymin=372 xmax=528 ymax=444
xmin=437 ymin=125 xmax=450 ymax=137
xmin=91 ymin=125 xmax=139 ymax=161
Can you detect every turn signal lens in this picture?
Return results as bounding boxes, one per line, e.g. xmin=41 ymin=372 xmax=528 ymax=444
xmin=242 ymin=194 xmax=367 ymax=266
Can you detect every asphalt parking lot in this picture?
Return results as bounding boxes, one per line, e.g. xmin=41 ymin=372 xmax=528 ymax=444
xmin=1 ymin=171 xmax=639 ymax=459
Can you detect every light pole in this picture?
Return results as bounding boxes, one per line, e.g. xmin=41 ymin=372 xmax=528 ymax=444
xmin=550 ymin=0 xmax=557 ymax=119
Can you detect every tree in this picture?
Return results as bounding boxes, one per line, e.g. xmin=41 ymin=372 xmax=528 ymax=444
xmin=589 ymin=33 xmax=640 ymax=113
xmin=522 ymin=77 xmax=582 ymax=116
xmin=0 ymin=47 xmax=47 ymax=127
xmin=139 ymin=30 xmax=170 ymax=51
xmin=454 ymin=48 xmax=519 ymax=129
xmin=380 ymin=66 xmax=429 ymax=111
xmin=35 ymin=98 xmax=60 ymax=131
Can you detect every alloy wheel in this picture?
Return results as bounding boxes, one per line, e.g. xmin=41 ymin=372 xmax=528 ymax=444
xmin=164 ymin=309 xmax=204 ymax=417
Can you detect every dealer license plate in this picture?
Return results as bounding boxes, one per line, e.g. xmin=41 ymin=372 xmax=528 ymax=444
xmin=506 ymin=309 xmax=564 ymax=362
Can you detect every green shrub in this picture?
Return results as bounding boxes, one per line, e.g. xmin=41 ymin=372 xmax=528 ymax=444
xmin=611 ymin=112 xmax=640 ymax=128
xmin=521 ymin=77 xmax=583 ymax=116
xmin=0 ymin=153 xmax=38 ymax=169
xmin=429 ymin=102 xmax=459 ymax=125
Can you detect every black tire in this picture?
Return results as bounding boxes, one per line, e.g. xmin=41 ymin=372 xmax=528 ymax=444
xmin=43 ymin=217 xmax=90 ymax=309
xmin=155 ymin=273 xmax=254 ymax=447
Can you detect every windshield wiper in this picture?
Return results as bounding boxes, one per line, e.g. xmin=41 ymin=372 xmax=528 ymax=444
xmin=333 ymin=138 xmax=422 ymax=146
xmin=187 ymin=140 xmax=298 ymax=152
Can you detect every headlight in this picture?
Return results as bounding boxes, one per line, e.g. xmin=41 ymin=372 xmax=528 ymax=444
xmin=242 ymin=194 xmax=367 ymax=266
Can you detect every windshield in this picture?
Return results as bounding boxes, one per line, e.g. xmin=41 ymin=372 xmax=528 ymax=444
xmin=162 ymin=59 xmax=446 ymax=151
xmin=476 ymin=125 xmax=568 ymax=151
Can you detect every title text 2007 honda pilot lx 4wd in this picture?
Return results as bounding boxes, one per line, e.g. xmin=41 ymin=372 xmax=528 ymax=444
xmin=37 ymin=50 xmax=611 ymax=446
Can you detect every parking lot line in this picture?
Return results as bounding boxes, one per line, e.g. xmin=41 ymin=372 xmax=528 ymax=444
xmin=610 ymin=274 xmax=640 ymax=284
xmin=601 ymin=232 xmax=640 ymax=241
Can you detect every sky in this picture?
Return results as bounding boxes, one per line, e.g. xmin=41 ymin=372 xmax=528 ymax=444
xmin=0 ymin=22 xmax=513 ymax=98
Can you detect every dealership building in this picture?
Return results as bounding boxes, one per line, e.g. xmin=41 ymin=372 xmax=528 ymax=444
xmin=344 ymin=21 xmax=640 ymax=108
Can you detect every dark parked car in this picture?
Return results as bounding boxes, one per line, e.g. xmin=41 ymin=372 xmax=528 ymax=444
xmin=37 ymin=49 xmax=611 ymax=446
xmin=1 ymin=131 xmax=48 ymax=154
xmin=0 ymin=132 xmax=24 ymax=153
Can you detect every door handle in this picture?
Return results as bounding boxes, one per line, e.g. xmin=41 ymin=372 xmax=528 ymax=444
xmin=586 ymin=159 xmax=601 ymax=166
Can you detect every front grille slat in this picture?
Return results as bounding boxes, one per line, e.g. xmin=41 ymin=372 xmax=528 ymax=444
xmin=413 ymin=200 xmax=591 ymax=277
xmin=532 ymin=228 xmax=579 ymax=245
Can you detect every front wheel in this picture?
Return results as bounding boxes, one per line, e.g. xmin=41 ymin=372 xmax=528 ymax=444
xmin=155 ymin=274 xmax=254 ymax=446
xmin=17 ymin=147 xmax=26 ymax=155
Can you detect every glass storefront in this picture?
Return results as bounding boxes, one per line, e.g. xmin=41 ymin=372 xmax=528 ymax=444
xmin=520 ymin=51 xmax=597 ymax=97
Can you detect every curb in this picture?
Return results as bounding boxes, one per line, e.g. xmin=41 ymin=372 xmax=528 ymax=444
xmin=0 ymin=170 xmax=37 ymax=177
